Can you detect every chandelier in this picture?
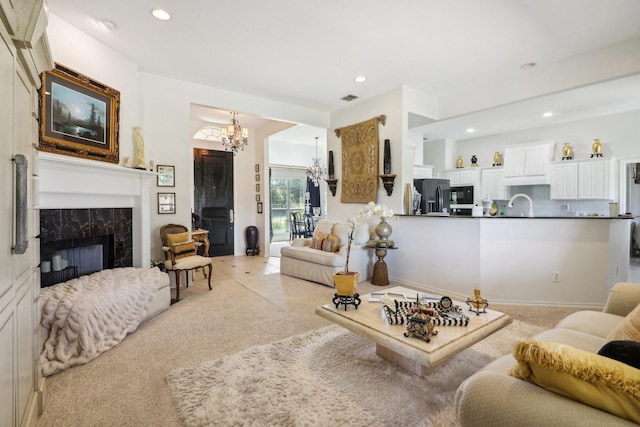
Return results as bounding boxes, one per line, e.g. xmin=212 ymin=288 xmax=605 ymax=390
xmin=306 ymin=137 xmax=326 ymax=187
xmin=220 ymin=112 xmax=248 ymax=155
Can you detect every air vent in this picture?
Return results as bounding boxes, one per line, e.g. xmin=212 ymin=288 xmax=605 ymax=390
xmin=341 ymin=94 xmax=358 ymax=102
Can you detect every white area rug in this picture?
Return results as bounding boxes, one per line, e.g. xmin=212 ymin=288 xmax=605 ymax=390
xmin=167 ymin=320 xmax=543 ymax=427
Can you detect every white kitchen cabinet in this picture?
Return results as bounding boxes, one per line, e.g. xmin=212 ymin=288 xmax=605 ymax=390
xmin=549 ymin=159 xmax=614 ymax=200
xmin=413 ymin=165 xmax=433 ymax=179
xmin=550 ymin=162 xmax=578 ymax=200
xmin=443 ymin=168 xmax=480 ymax=187
xmin=0 ymin=2 xmax=52 ymax=426
xmin=579 ymin=159 xmax=615 ymax=200
xmin=481 ymin=168 xmax=507 ymax=200
xmin=503 ymin=141 xmax=554 ymax=185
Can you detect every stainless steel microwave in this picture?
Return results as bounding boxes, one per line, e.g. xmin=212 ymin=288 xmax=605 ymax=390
xmin=451 ymin=186 xmax=474 ymax=205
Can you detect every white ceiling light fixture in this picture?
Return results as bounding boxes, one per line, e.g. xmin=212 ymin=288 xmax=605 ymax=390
xmin=151 ymin=8 xmax=171 ymax=20
xmin=466 ymin=128 xmax=475 ymax=133
xmin=542 ymin=111 xmax=553 ymax=118
xmin=306 ymin=137 xmax=326 ymax=187
xmin=95 ymin=19 xmax=116 ymax=31
xmin=354 ymin=76 xmax=366 ymax=83
xmin=220 ymin=112 xmax=248 ymax=155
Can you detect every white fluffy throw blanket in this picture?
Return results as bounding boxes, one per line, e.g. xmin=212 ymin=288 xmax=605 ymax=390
xmin=39 ymin=267 xmax=164 ymax=376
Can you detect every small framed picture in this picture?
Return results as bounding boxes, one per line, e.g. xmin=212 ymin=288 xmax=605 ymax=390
xmin=158 ymin=192 xmax=176 ymax=214
xmin=255 ymin=173 xmax=260 ymax=181
xmin=255 ymin=164 xmax=259 ymax=173
xmin=256 ymin=195 xmax=261 ymax=202
xmin=256 ymin=183 xmax=260 ymax=192
xmin=157 ymin=165 xmax=175 ymax=187
xmin=257 ymin=202 xmax=263 ymax=214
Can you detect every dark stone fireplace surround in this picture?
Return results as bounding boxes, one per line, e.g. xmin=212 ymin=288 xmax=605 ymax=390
xmin=40 ymin=208 xmax=133 ymax=286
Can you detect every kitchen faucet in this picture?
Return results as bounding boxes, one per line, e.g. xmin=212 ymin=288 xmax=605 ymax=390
xmin=507 ymin=193 xmax=534 ymax=218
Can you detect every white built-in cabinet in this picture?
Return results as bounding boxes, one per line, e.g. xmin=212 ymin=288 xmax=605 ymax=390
xmin=578 ymin=159 xmax=614 ymax=200
xmin=503 ymin=141 xmax=554 ymax=185
xmin=413 ymin=165 xmax=433 ymax=179
xmin=0 ymin=2 xmax=52 ymax=427
xmin=481 ymin=168 xmax=507 ymax=200
xmin=550 ymin=159 xmax=615 ymax=200
xmin=550 ymin=162 xmax=579 ymax=200
xmin=443 ymin=168 xmax=481 ymax=187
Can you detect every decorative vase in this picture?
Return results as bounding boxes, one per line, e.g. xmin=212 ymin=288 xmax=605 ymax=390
xmin=375 ymin=217 xmax=393 ymax=240
xmin=561 ymin=142 xmax=573 ymax=160
xmin=591 ymin=138 xmax=603 ymax=158
xmin=456 ymin=156 xmax=463 ymax=168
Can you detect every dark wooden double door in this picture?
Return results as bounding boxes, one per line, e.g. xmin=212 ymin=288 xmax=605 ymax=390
xmin=193 ymin=149 xmax=234 ymax=256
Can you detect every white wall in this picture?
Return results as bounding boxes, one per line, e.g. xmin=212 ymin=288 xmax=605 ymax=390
xmin=47 ymin=14 xmax=332 ymax=261
xmin=328 ymin=87 xmax=405 ymax=221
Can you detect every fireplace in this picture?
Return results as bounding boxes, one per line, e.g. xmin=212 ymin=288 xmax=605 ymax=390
xmin=40 ymin=208 xmax=132 ymax=287
xmin=37 ymin=152 xmax=155 ymax=285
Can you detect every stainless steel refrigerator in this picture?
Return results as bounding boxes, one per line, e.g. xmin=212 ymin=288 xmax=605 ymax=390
xmin=413 ymin=178 xmax=451 ymax=214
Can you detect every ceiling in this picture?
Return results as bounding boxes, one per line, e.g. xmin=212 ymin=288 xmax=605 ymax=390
xmin=48 ymin=0 xmax=640 ymax=138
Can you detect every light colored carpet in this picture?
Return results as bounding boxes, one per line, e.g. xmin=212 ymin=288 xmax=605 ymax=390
xmin=167 ymin=320 xmax=544 ymax=427
xmin=37 ymin=255 xmax=584 ymax=427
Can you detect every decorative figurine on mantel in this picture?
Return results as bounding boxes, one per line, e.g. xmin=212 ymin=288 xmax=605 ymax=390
xmin=466 ymin=288 xmax=489 ymax=315
xmin=133 ymin=127 xmax=146 ymax=170
xmin=562 ymin=142 xmax=574 ymax=160
xmin=591 ymin=138 xmax=603 ymax=158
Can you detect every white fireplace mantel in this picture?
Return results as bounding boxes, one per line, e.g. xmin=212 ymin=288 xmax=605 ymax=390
xmin=37 ymin=152 xmax=155 ymax=268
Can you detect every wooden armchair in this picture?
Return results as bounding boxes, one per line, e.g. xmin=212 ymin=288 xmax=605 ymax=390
xmin=160 ymin=224 xmax=212 ymax=302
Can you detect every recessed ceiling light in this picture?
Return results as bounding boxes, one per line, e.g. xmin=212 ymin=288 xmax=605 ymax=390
xmin=151 ymin=9 xmax=171 ymax=20
xmin=520 ymin=62 xmax=537 ymax=70
xmin=354 ymin=76 xmax=366 ymax=83
xmin=466 ymin=128 xmax=475 ymax=133
xmin=95 ymin=19 xmax=116 ymax=31
xmin=542 ymin=112 xmax=553 ymax=118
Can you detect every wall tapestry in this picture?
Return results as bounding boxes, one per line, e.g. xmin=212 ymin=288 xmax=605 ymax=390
xmin=335 ymin=115 xmax=385 ymax=203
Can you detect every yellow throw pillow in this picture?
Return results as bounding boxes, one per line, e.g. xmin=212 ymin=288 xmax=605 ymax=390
xmin=606 ymin=302 xmax=640 ymax=342
xmin=322 ymin=234 xmax=340 ymax=253
xmin=509 ymin=340 xmax=640 ymax=424
xmin=172 ymin=241 xmax=196 ymax=259
xmin=310 ymin=232 xmax=327 ymax=250
xmin=166 ymin=231 xmax=190 ymax=246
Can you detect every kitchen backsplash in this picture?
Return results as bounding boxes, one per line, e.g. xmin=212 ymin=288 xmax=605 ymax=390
xmin=491 ymin=185 xmax=612 ymax=217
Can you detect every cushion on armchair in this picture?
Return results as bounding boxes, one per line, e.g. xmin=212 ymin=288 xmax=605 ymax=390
xmin=166 ymin=232 xmax=196 ymax=260
xmin=509 ymin=340 xmax=640 ymax=424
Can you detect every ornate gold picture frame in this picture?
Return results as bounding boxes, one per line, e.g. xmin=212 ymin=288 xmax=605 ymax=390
xmin=39 ymin=64 xmax=120 ymax=164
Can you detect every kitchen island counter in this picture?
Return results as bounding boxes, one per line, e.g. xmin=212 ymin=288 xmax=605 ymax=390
xmin=383 ymin=215 xmax=631 ymax=306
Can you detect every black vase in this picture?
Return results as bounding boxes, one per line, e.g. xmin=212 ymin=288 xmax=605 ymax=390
xmin=245 ymin=226 xmax=259 ymax=256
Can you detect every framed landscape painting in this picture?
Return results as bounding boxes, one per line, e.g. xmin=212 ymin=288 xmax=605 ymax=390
xmin=39 ymin=63 xmax=121 ymax=164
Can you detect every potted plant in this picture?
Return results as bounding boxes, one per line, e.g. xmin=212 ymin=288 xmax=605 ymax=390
xmin=333 ymin=202 xmax=397 ymax=296
xmin=333 ymin=219 xmax=359 ymax=296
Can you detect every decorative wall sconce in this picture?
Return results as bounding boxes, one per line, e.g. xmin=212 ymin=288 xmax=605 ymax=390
xmin=325 ymin=178 xmax=338 ymax=196
xmin=379 ymin=139 xmax=395 ymax=195
xmin=326 ymin=150 xmax=338 ymax=196
xmin=379 ymin=174 xmax=396 ymax=196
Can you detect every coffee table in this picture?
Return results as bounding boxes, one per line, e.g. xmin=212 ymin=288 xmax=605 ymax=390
xmin=316 ymin=286 xmax=512 ymax=377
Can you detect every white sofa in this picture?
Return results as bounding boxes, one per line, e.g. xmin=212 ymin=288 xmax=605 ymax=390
xmin=280 ymin=220 xmax=373 ymax=287
xmin=455 ymin=282 xmax=640 ymax=426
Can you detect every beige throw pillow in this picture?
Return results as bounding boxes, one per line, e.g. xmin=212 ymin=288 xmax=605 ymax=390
xmin=310 ymin=232 xmax=327 ymax=250
xmin=606 ymin=302 xmax=640 ymax=342
xmin=322 ymin=234 xmax=340 ymax=253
